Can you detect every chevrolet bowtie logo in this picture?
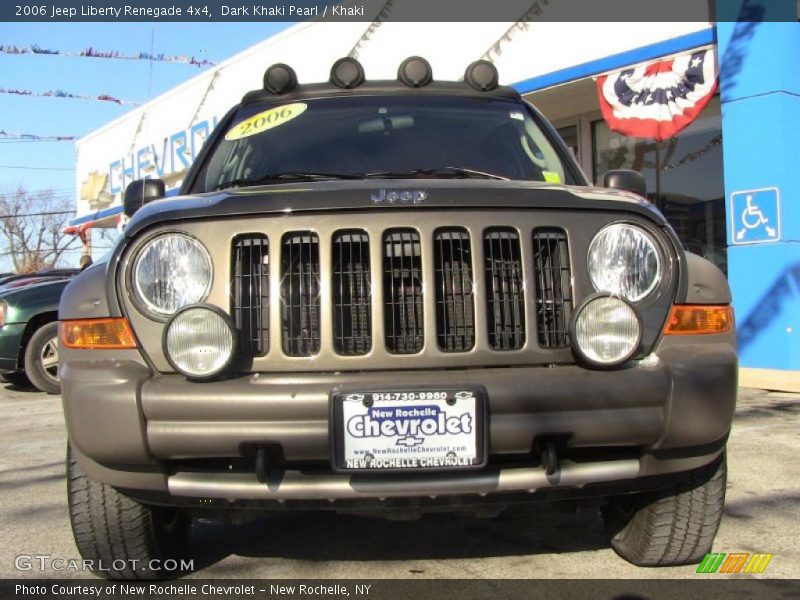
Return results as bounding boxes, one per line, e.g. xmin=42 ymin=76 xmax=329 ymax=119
xmin=80 ymin=171 xmax=108 ymax=202
xmin=396 ymin=436 xmax=424 ymax=447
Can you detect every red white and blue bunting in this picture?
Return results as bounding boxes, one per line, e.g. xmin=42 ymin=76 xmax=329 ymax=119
xmin=0 ymin=130 xmax=77 ymax=141
xmin=0 ymin=87 xmax=140 ymax=106
xmin=597 ymin=48 xmax=718 ymax=141
xmin=0 ymin=44 xmax=215 ymax=68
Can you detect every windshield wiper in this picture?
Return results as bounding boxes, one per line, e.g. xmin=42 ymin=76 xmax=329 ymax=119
xmin=214 ymin=172 xmax=362 ymax=190
xmin=214 ymin=167 xmax=508 ymax=190
xmin=364 ymin=167 xmax=508 ymax=181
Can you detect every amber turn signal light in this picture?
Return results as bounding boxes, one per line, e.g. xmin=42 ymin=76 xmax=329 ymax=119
xmin=663 ymin=305 xmax=733 ymax=335
xmin=61 ymin=318 xmax=137 ymax=349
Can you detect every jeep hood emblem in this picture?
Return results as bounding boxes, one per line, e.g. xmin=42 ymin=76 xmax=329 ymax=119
xmin=370 ymin=189 xmax=427 ymax=205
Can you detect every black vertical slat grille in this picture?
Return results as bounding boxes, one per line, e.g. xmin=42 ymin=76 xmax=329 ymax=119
xmin=231 ymin=234 xmax=269 ymax=357
xmin=280 ymin=231 xmax=320 ymax=356
xmin=532 ymin=228 xmax=573 ymax=348
xmin=383 ymin=229 xmax=424 ymax=354
xmin=332 ymin=230 xmax=371 ymax=355
xmin=434 ymin=228 xmax=475 ymax=352
xmin=484 ymin=228 xmax=526 ymax=350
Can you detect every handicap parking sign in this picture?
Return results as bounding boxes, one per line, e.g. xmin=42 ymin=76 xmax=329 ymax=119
xmin=730 ymin=187 xmax=781 ymax=245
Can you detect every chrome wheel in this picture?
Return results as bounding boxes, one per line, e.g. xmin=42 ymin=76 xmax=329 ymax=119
xmin=40 ymin=336 xmax=60 ymax=383
xmin=24 ymin=321 xmax=61 ymax=394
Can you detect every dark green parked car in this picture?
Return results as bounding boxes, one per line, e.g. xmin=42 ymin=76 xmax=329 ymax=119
xmin=0 ymin=278 xmax=71 ymax=394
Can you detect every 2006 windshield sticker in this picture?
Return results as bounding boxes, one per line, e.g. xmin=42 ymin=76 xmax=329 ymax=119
xmin=225 ymin=103 xmax=307 ymax=141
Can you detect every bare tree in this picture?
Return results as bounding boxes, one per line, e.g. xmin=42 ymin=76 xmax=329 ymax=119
xmin=0 ymin=186 xmax=77 ymax=273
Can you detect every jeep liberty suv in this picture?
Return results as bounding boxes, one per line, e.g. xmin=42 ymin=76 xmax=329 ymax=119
xmin=59 ymin=58 xmax=736 ymax=579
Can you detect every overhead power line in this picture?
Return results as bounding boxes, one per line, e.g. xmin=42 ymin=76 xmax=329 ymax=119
xmin=0 ymin=210 xmax=75 ymax=218
xmin=0 ymin=138 xmax=76 ymax=144
xmin=0 ymin=130 xmax=79 ymax=142
xmin=0 ymin=188 xmax=76 ymax=196
xmin=0 ymin=164 xmax=75 ymax=171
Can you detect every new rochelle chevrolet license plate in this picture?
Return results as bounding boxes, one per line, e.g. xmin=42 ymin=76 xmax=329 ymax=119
xmin=331 ymin=388 xmax=486 ymax=472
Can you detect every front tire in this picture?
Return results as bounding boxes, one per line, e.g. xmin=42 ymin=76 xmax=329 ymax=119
xmin=67 ymin=445 xmax=190 ymax=579
xmin=602 ymin=454 xmax=727 ymax=566
xmin=24 ymin=321 xmax=60 ymax=394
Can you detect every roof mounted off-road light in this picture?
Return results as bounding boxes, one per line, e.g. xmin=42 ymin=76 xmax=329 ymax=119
xmin=330 ymin=57 xmax=366 ymax=89
xmin=398 ymin=56 xmax=433 ymax=88
xmin=263 ymin=63 xmax=298 ymax=95
xmin=464 ymin=60 xmax=499 ymax=91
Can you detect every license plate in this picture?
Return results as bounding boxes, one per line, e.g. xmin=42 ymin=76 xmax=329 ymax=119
xmin=331 ymin=388 xmax=486 ymax=472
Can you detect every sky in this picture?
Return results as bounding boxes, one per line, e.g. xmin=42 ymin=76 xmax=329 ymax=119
xmin=0 ymin=22 xmax=293 ymax=267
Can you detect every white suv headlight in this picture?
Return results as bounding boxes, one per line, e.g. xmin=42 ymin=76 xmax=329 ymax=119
xmin=133 ymin=233 xmax=212 ymax=317
xmin=588 ymin=223 xmax=661 ymax=302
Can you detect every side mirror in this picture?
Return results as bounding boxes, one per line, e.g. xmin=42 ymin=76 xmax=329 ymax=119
xmin=603 ymin=170 xmax=647 ymax=199
xmin=123 ymin=179 xmax=165 ymax=217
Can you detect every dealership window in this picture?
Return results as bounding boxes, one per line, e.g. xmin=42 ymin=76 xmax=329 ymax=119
xmin=557 ymin=124 xmax=580 ymax=164
xmin=592 ymin=97 xmax=726 ymax=274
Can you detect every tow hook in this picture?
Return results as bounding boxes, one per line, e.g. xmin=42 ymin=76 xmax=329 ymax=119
xmin=542 ymin=442 xmax=559 ymax=476
xmin=255 ymin=448 xmax=268 ymax=484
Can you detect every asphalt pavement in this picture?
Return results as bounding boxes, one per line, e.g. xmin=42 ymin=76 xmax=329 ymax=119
xmin=0 ymin=383 xmax=797 ymax=579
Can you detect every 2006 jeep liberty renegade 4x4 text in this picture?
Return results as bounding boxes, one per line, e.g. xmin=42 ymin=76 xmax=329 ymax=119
xmin=59 ymin=58 xmax=736 ymax=579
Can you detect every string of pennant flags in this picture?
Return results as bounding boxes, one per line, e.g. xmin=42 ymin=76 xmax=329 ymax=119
xmin=0 ymin=87 xmax=141 ymax=106
xmin=0 ymin=44 xmax=215 ymax=68
xmin=0 ymin=130 xmax=77 ymax=141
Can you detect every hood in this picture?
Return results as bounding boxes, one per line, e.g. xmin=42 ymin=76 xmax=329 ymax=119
xmin=0 ymin=277 xmax=70 ymax=303
xmin=124 ymin=179 xmax=665 ymax=239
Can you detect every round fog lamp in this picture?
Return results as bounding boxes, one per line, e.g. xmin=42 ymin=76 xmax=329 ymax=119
xmin=570 ymin=295 xmax=641 ymax=366
xmin=164 ymin=305 xmax=236 ymax=379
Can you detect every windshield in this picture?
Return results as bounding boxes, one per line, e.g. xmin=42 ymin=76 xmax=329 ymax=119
xmin=192 ymin=95 xmax=577 ymax=192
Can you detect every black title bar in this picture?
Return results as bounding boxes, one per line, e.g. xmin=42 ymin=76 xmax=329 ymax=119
xmin=1 ymin=0 xmax=796 ymax=22
xmin=4 ymin=579 xmax=800 ymax=600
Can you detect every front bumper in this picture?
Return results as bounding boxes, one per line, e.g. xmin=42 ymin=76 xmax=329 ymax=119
xmin=167 ymin=458 xmax=643 ymax=501
xmin=61 ymin=335 xmax=737 ymax=500
xmin=0 ymin=323 xmax=26 ymax=372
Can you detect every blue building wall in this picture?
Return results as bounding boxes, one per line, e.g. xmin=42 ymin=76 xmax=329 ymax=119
xmin=717 ymin=3 xmax=800 ymax=372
